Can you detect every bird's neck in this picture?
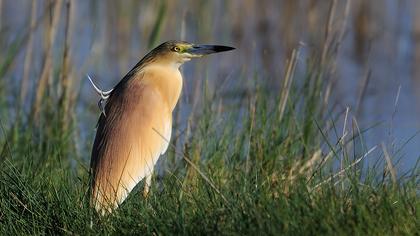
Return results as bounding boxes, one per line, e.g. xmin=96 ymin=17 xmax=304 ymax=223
xmin=141 ymin=64 xmax=183 ymax=112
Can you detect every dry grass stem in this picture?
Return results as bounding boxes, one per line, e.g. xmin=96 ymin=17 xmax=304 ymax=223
xmin=278 ymin=47 xmax=299 ymax=122
xmin=381 ymin=143 xmax=397 ymax=186
xmin=312 ymin=145 xmax=377 ymax=190
xmin=20 ymin=0 xmax=38 ymax=109
xmin=32 ymin=0 xmax=63 ymax=121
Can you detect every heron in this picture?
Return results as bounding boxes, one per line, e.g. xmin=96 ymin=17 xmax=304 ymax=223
xmin=88 ymin=40 xmax=234 ymax=214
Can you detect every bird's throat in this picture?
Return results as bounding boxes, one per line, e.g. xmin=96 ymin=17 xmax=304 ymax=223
xmin=141 ymin=65 xmax=183 ymax=112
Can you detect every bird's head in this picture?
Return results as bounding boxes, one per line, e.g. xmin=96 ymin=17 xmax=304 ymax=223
xmin=145 ymin=41 xmax=235 ymax=68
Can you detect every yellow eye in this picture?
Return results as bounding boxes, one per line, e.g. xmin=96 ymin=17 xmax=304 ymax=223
xmin=173 ymin=46 xmax=181 ymax=52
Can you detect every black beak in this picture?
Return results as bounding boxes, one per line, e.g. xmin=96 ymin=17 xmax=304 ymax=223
xmin=187 ymin=44 xmax=235 ymax=55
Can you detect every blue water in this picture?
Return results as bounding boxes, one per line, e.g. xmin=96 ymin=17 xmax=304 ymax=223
xmin=1 ymin=0 xmax=419 ymax=173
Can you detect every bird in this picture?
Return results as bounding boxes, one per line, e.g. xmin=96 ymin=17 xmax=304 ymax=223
xmin=88 ymin=40 xmax=234 ymax=214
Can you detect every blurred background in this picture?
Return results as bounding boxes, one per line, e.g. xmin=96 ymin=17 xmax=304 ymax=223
xmin=0 ymin=0 xmax=419 ymax=171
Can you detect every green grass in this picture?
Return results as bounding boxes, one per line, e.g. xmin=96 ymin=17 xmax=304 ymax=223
xmin=0 ymin=61 xmax=418 ymax=235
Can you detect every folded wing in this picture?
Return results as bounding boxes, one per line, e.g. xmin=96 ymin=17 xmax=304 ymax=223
xmin=90 ymin=75 xmax=171 ymax=213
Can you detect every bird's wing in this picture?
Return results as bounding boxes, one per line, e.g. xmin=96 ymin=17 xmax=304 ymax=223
xmin=90 ymin=75 xmax=172 ymax=213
